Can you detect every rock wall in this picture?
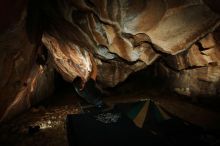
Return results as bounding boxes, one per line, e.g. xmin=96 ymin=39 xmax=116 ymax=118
xmin=156 ymin=27 xmax=220 ymax=97
xmin=0 ymin=0 xmax=54 ymax=122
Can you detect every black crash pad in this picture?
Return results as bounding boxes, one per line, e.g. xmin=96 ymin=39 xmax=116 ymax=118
xmin=66 ymin=109 xmax=164 ymax=146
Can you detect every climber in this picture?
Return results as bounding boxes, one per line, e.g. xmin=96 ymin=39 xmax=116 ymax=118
xmin=73 ymin=77 xmax=105 ymax=108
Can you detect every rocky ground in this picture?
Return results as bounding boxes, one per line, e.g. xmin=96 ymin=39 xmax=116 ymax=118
xmin=0 ymin=73 xmax=220 ymax=146
xmin=0 ymin=86 xmax=81 ymax=146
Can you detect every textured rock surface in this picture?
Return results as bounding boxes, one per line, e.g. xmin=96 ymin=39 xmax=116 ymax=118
xmin=157 ymin=27 xmax=220 ymax=97
xmin=36 ymin=0 xmax=219 ymax=87
xmin=0 ymin=0 xmax=220 ymax=122
xmin=0 ymin=1 xmax=55 ymax=122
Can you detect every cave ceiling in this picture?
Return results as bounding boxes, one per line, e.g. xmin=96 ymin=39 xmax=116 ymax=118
xmin=41 ymin=0 xmax=220 ymax=89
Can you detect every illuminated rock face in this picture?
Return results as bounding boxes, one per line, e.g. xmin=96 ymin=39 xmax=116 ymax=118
xmin=0 ymin=1 xmax=55 ymax=121
xmin=41 ymin=0 xmax=220 ymax=91
xmin=0 ymin=0 xmax=220 ymax=121
xmin=157 ymin=29 xmax=220 ymax=97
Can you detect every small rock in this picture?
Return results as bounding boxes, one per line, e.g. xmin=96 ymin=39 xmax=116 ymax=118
xmin=31 ymin=107 xmax=40 ymax=113
xmin=39 ymin=106 xmax=46 ymax=111
xmin=28 ymin=125 xmax=40 ymax=135
xmin=48 ymin=120 xmax=51 ymax=124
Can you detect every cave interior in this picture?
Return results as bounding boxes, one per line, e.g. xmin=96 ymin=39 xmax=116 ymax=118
xmin=0 ymin=0 xmax=220 ymax=146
